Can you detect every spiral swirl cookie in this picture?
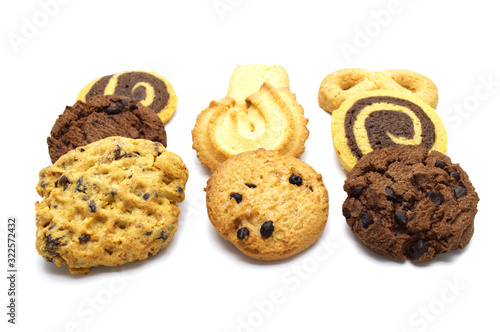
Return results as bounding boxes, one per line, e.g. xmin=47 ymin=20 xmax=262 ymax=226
xmin=331 ymin=89 xmax=447 ymax=171
xmin=77 ymin=70 xmax=177 ymax=123
xmin=342 ymin=145 xmax=478 ymax=262
xmin=47 ymin=95 xmax=167 ymax=164
xmin=206 ymin=149 xmax=329 ymax=261
xmin=318 ymin=68 xmax=439 ymax=113
xmin=192 ymin=82 xmax=309 ymax=172
xmin=36 ymin=137 xmax=188 ymax=274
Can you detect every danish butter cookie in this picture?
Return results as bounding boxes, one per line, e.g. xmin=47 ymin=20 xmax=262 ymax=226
xmin=342 ymin=146 xmax=478 ymax=262
xmin=206 ymin=149 xmax=329 ymax=261
xmin=77 ymin=70 xmax=177 ymax=123
xmin=193 ymin=82 xmax=309 ymax=172
xmin=319 ymin=68 xmax=438 ymax=113
xmin=331 ymin=89 xmax=447 ymax=171
xmin=47 ymin=95 xmax=167 ymax=164
xmin=36 ymin=137 xmax=188 ymax=274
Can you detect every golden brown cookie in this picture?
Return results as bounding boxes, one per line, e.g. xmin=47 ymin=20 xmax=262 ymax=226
xmin=77 ymin=70 xmax=177 ymax=124
xmin=331 ymin=89 xmax=448 ymax=172
xmin=318 ymin=68 xmax=438 ymax=113
xmin=206 ymin=149 xmax=329 ymax=261
xmin=35 ymin=137 xmax=188 ymax=274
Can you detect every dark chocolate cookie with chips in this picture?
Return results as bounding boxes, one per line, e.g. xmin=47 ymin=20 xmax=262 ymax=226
xmin=342 ymin=145 xmax=478 ymax=262
xmin=47 ymin=95 xmax=166 ymax=163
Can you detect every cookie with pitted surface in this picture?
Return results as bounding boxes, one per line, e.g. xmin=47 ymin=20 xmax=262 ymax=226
xmin=206 ymin=149 xmax=329 ymax=261
xmin=47 ymin=95 xmax=166 ymax=164
xmin=342 ymin=145 xmax=478 ymax=262
xmin=36 ymin=136 xmax=188 ymax=274
xmin=331 ymin=89 xmax=447 ymax=172
xmin=318 ymin=68 xmax=439 ymax=113
xmin=77 ymin=70 xmax=177 ymax=123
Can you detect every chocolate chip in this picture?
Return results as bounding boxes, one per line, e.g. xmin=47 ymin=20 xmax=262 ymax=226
xmin=350 ymin=185 xmax=364 ymax=198
xmin=260 ymin=221 xmax=274 ymax=238
xmin=289 ymin=174 xmax=303 ymax=186
xmin=307 ymin=185 xmax=314 ymax=192
xmin=79 ymin=234 xmax=90 ymax=243
xmin=359 ymin=212 xmax=373 ymax=228
xmin=106 ymin=104 xmax=123 ymax=115
xmin=176 ymin=186 xmax=183 ymax=193
xmin=435 ymin=160 xmax=446 ymax=169
xmin=454 ymin=185 xmax=468 ymax=199
xmin=230 ymin=193 xmax=243 ymax=204
xmin=427 ymin=191 xmax=442 ymax=206
xmin=145 ymin=231 xmax=152 ymax=236
xmin=114 ymin=145 xmax=122 ymax=159
xmin=245 ymin=183 xmax=257 ymax=188
xmin=40 ymin=181 xmax=47 ymax=188
xmin=450 ymin=171 xmax=461 ymax=180
xmin=237 ymin=227 xmax=250 ymax=240
xmin=405 ymin=240 xmax=429 ymax=260
xmin=75 ymin=177 xmax=86 ymax=193
xmin=129 ymin=102 xmax=137 ymax=110
xmin=157 ymin=230 xmax=170 ymax=242
xmin=385 ymin=187 xmax=398 ymax=202
xmin=45 ymin=234 xmax=63 ymax=255
xmin=394 ymin=211 xmax=408 ymax=226
xmin=143 ymin=193 xmax=150 ymax=201
xmin=56 ymin=175 xmax=71 ymax=189
xmin=342 ymin=207 xmax=351 ymax=219
xmin=120 ymin=99 xmax=129 ymax=106
xmin=89 ymin=200 xmax=97 ymax=213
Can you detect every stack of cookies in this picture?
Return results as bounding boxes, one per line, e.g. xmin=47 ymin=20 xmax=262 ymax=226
xmin=318 ymin=68 xmax=479 ymax=262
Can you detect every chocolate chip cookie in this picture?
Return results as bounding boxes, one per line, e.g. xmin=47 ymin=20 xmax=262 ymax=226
xmin=47 ymin=95 xmax=166 ymax=163
xmin=342 ymin=145 xmax=478 ymax=262
xmin=36 ymin=136 xmax=188 ymax=274
xmin=206 ymin=149 xmax=329 ymax=261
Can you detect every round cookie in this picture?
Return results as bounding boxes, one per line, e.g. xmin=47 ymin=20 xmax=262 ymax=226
xmin=77 ymin=70 xmax=177 ymax=124
xmin=342 ymin=145 xmax=479 ymax=262
xmin=331 ymin=89 xmax=447 ymax=171
xmin=206 ymin=149 xmax=329 ymax=261
xmin=36 ymin=136 xmax=189 ymax=274
xmin=47 ymin=95 xmax=167 ymax=164
xmin=318 ymin=68 xmax=439 ymax=113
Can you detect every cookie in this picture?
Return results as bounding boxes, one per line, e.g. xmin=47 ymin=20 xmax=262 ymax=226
xmin=36 ymin=136 xmax=188 ymax=274
xmin=226 ymin=64 xmax=289 ymax=107
xmin=206 ymin=149 xmax=329 ymax=261
xmin=77 ymin=70 xmax=177 ymax=123
xmin=342 ymin=145 xmax=478 ymax=262
xmin=192 ymin=82 xmax=309 ymax=172
xmin=318 ymin=68 xmax=439 ymax=113
xmin=331 ymin=89 xmax=447 ymax=171
xmin=47 ymin=95 xmax=167 ymax=164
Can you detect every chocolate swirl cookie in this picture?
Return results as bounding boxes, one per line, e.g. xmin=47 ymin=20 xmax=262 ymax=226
xmin=331 ymin=90 xmax=447 ymax=171
xmin=342 ymin=145 xmax=478 ymax=262
xmin=77 ymin=70 xmax=177 ymax=123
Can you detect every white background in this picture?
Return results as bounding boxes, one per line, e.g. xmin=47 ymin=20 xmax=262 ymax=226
xmin=1 ymin=0 xmax=499 ymax=331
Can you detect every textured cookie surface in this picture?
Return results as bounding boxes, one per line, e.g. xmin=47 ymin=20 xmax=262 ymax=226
xmin=206 ymin=149 xmax=328 ymax=261
xmin=77 ymin=70 xmax=177 ymax=123
xmin=47 ymin=95 xmax=166 ymax=164
xmin=36 ymin=137 xmax=188 ymax=274
xmin=193 ymin=82 xmax=309 ymax=172
xmin=319 ymin=68 xmax=438 ymax=113
xmin=342 ymin=146 xmax=478 ymax=262
xmin=331 ymin=89 xmax=447 ymax=171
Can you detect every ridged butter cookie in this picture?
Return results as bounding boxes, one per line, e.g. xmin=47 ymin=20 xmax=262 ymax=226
xmin=206 ymin=149 xmax=329 ymax=261
xmin=47 ymin=95 xmax=167 ymax=163
xmin=342 ymin=146 xmax=478 ymax=262
xmin=319 ymin=68 xmax=438 ymax=113
xmin=331 ymin=89 xmax=447 ymax=171
xmin=77 ymin=70 xmax=177 ymax=124
xmin=36 ymin=137 xmax=188 ymax=274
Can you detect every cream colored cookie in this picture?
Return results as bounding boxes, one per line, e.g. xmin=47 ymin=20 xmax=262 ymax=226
xmin=331 ymin=89 xmax=448 ymax=172
xmin=206 ymin=149 xmax=329 ymax=261
xmin=318 ymin=68 xmax=438 ymax=113
xmin=35 ymin=136 xmax=188 ymax=274
xmin=192 ymin=82 xmax=309 ymax=172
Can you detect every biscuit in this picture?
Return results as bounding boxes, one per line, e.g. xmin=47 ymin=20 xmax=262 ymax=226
xmin=192 ymin=82 xmax=309 ymax=172
xmin=77 ymin=70 xmax=177 ymax=123
xmin=342 ymin=146 xmax=478 ymax=262
xmin=47 ymin=95 xmax=167 ymax=164
xmin=331 ymin=89 xmax=447 ymax=171
xmin=36 ymin=136 xmax=188 ymax=274
xmin=226 ymin=64 xmax=289 ymax=107
xmin=318 ymin=68 xmax=438 ymax=113
xmin=206 ymin=149 xmax=329 ymax=261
